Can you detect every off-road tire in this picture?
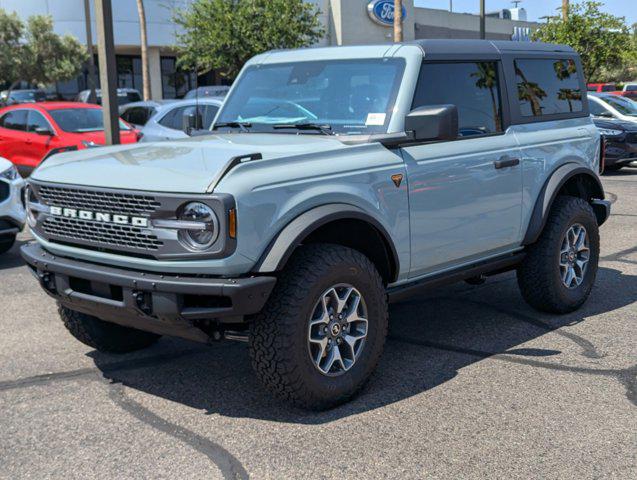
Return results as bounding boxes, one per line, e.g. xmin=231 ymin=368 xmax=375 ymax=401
xmin=0 ymin=234 xmax=16 ymax=254
xmin=59 ymin=305 xmax=161 ymax=353
xmin=517 ymin=195 xmax=600 ymax=313
xmin=249 ymin=244 xmax=388 ymax=410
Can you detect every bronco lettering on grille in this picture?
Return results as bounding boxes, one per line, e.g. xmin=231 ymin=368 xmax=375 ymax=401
xmin=49 ymin=206 xmax=149 ymax=228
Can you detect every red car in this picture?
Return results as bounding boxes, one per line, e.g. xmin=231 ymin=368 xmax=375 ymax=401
xmin=0 ymin=102 xmax=139 ymax=175
xmin=587 ymin=83 xmax=617 ymax=93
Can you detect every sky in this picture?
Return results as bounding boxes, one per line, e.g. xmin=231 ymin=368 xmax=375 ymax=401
xmin=414 ymin=1 xmax=637 ymax=26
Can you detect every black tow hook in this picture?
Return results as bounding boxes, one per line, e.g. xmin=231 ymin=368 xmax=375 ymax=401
xmin=38 ymin=272 xmax=57 ymax=294
xmin=132 ymin=290 xmax=153 ymax=315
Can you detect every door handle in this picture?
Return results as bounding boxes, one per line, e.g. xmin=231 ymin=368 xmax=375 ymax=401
xmin=494 ymin=157 xmax=520 ymax=169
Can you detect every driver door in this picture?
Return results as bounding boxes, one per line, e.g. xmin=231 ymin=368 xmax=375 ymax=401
xmin=402 ymin=61 xmax=523 ymax=278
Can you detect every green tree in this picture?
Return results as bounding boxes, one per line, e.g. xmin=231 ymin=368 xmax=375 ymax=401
xmin=0 ymin=9 xmax=87 ymax=90
xmin=0 ymin=10 xmax=25 ymax=88
xmin=174 ymin=0 xmax=324 ymax=81
xmin=532 ymin=1 xmax=635 ymax=82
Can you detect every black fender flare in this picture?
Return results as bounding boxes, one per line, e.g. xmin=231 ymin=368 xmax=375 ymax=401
xmin=522 ymin=164 xmax=606 ymax=245
xmin=254 ymin=203 xmax=400 ymax=281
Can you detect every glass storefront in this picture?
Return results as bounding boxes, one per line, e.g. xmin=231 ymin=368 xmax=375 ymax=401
xmin=46 ymin=54 xmax=199 ymax=101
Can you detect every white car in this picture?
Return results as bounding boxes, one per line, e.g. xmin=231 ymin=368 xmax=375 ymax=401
xmin=0 ymin=158 xmax=25 ymax=254
xmin=139 ymin=98 xmax=223 ymax=142
xmin=588 ymin=93 xmax=637 ymax=123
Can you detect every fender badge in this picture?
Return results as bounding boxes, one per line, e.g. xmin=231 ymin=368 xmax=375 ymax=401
xmin=391 ymin=174 xmax=403 ymax=188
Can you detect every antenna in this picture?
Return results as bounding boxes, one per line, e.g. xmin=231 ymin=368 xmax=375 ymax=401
xmin=511 ymin=0 xmax=522 ymax=8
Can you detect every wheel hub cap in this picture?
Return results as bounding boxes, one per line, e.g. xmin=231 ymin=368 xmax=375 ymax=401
xmin=307 ymin=284 xmax=368 ymax=376
xmin=559 ymin=223 xmax=590 ymax=289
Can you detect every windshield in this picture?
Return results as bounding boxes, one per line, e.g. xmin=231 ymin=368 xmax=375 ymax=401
xmin=49 ymin=108 xmax=131 ymax=133
xmin=601 ymin=95 xmax=637 ymax=116
xmin=215 ymin=59 xmax=405 ymax=135
xmin=95 ymin=92 xmax=142 ymax=106
xmin=11 ymin=91 xmax=45 ymax=102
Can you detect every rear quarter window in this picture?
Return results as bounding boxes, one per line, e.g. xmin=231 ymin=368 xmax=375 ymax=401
xmin=514 ymin=58 xmax=583 ymax=117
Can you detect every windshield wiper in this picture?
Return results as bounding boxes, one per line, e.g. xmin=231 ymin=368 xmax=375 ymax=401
xmin=272 ymin=122 xmax=333 ymax=135
xmin=212 ymin=121 xmax=252 ymax=132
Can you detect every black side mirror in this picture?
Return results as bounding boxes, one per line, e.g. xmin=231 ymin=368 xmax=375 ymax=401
xmin=34 ymin=127 xmax=53 ymax=136
xmin=597 ymin=111 xmax=613 ymax=118
xmin=405 ymin=104 xmax=458 ymax=142
xmin=182 ymin=112 xmax=202 ymax=135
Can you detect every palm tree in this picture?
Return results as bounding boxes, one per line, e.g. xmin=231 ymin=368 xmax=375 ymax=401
xmin=136 ymin=0 xmax=151 ymax=100
xmin=471 ymin=62 xmax=501 ymax=131
xmin=558 ymin=88 xmax=582 ymax=112
xmin=514 ymin=63 xmax=547 ymax=116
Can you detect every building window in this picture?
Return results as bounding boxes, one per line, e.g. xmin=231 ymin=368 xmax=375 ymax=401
xmin=161 ymin=57 xmax=196 ymax=99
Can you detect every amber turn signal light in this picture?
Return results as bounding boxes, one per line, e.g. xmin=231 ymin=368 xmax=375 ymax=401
xmin=228 ymin=208 xmax=237 ymax=238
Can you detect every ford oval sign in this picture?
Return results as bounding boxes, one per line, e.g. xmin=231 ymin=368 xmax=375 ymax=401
xmin=367 ymin=0 xmax=406 ymax=27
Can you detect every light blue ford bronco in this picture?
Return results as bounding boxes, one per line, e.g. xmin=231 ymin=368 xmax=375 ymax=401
xmin=22 ymin=40 xmax=610 ymax=409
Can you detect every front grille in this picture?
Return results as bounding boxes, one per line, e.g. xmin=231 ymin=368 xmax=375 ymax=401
xmin=0 ymin=181 xmax=8 ymax=202
xmin=43 ymin=216 xmax=163 ymax=251
xmin=38 ymin=185 xmax=160 ymax=216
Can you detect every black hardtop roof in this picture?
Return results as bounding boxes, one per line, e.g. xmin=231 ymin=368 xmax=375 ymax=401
xmin=410 ymin=39 xmax=575 ymax=56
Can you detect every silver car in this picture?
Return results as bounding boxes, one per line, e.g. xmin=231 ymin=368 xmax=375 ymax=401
xmin=119 ymin=100 xmax=177 ymax=128
xmin=139 ymin=97 xmax=223 ymax=142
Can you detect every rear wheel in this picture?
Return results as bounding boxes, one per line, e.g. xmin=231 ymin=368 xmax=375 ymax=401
xmin=249 ymin=244 xmax=388 ymax=410
xmin=517 ymin=196 xmax=599 ymax=313
xmin=59 ymin=305 xmax=161 ymax=353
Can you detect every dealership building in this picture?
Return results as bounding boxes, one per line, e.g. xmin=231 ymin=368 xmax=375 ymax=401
xmin=0 ymin=0 xmax=538 ymax=100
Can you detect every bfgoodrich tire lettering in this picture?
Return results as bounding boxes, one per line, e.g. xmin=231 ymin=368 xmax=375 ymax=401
xmin=59 ymin=305 xmax=161 ymax=353
xmin=517 ymin=195 xmax=600 ymax=313
xmin=248 ymin=244 xmax=388 ymax=410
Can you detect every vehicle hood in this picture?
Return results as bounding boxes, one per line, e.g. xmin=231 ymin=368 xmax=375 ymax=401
xmin=31 ymin=133 xmax=352 ymax=193
xmin=64 ymin=129 xmax=138 ymax=145
xmin=593 ymin=117 xmax=637 ymax=131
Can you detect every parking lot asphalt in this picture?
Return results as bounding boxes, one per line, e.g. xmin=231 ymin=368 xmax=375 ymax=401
xmin=1 ymin=171 xmax=635 ymax=480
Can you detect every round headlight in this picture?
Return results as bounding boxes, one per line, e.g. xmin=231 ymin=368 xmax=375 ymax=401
xmin=177 ymin=202 xmax=219 ymax=251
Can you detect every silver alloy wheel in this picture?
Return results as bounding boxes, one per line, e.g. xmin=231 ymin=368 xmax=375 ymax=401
xmin=559 ymin=223 xmax=590 ymax=289
xmin=307 ymin=284 xmax=368 ymax=376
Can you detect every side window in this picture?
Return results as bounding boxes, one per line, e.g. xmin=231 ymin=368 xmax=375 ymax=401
xmin=412 ymin=62 xmax=503 ymax=137
xmin=514 ymin=58 xmax=583 ymax=117
xmin=124 ymin=107 xmax=152 ymax=126
xmin=26 ymin=110 xmax=52 ymax=132
xmin=159 ymin=106 xmax=188 ymax=130
xmin=202 ymin=105 xmax=219 ymax=129
xmin=588 ymin=99 xmax=609 ymax=117
xmin=0 ymin=110 xmax=28 ymax=131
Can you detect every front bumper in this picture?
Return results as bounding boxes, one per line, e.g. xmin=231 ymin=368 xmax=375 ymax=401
xmin=0 ymin=175 xmax=26 ymax=236
xmin=21 ymin=242 xmax=276 ymax=343
xmin=604 ymin=139 xmax=637 ymax=167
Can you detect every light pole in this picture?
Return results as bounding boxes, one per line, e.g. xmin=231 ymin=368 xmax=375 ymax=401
xmin=394 ymin=0 xmax=403 ymax=42
xmin=479 ymin=0 xmax=485 ymax=39
xmin=94 ymin=0 xmax=120 ymax=145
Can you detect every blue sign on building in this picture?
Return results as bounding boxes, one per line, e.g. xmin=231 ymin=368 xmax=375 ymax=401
xmin=367 ymin=0 xmax=407 ymax=27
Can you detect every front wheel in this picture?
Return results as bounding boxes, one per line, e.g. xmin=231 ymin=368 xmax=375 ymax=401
xmin=249 ymin=244 xmax=388 ymax=410
xmin=517 ymin=195 xmax=600 ymax=313
xmin=59 ymin=305 xmax=161 ymax=353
